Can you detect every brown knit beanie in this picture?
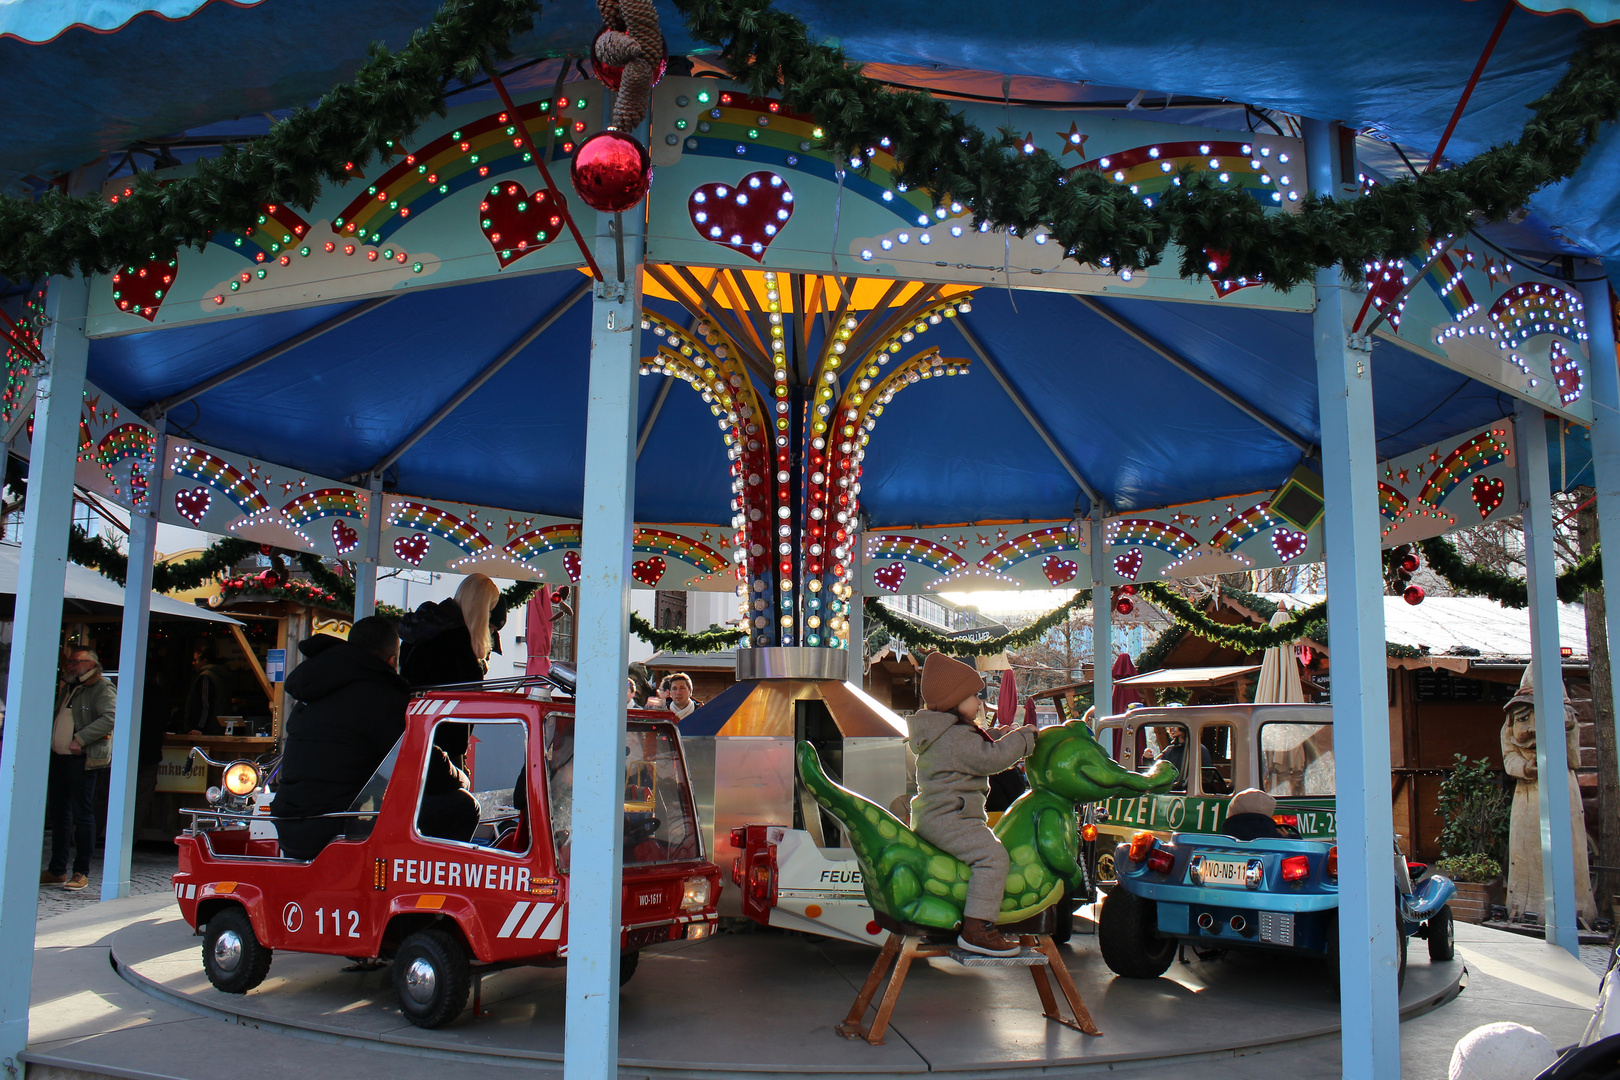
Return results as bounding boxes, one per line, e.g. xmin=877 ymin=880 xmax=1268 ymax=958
xmin=921 ymin=652 xmax=984 ymax=713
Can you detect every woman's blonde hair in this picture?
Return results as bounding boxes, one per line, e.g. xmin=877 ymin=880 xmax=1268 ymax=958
xmin=454 ymin=573 xmax=501 ymax=661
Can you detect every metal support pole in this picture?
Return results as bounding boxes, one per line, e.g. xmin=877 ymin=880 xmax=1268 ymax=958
xmin=1515 ymin=402 xmax=1581 ymax=955
xmin=1088 ymin=507 xmax=1112 ymax=716
xmin=848 ymin=516 xmax=866 ymax=685
xmin=1579 ymin=273 xmax=1620 ymax=844
xmin=102 ymin=432 xmax=167 ymax=901
xmin=561 ymin=191 xmax=645 ymax=1080
xmin=0 ymin=274 xmax=91 ymax=1064
xmin=1305 ymin=116 xmax=1400 ymax=1080
xmin=354 ymin=475 xmax=384 ymax=619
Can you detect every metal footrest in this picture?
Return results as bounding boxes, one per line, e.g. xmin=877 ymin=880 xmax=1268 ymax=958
xmin=948 ymin=947 xmax=1049 ymax=966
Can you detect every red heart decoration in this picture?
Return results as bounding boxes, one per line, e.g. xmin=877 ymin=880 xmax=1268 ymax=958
xmin=332 ymin=520 xmax=359 ymax=555
xmin=873 ymin=563 xmax=906 ymax=593
xmin=1113 ymin=548 xmax=1143 ymax=581
xmin=111 ymin=251 xmax=179 ymax=322
xmin=1471 ymin=475 xmax=1505 ymax=519
xmin=688 ymin=173 xmax=794 ymax=262
xmin=562 ymin=550 xmax=582 ymax=583
xmin=480 ymin=182 xmax=565 ymax=268
xmin=1270 ymin=529 xmax=1308 ymax=563
xmin=174 ymin=487 xmax=210 ymax=525
xmin=394 ymin=533 xmax=430 ymax=566
xmin=632 ymin=557 xmax=666 ymax=587
xmin=1042 ymin=556 xmax=1077 ymax=586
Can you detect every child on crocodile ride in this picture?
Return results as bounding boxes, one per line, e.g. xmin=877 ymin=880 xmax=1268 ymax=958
xmin=908 ymin=652 xmax=1038 ymax=957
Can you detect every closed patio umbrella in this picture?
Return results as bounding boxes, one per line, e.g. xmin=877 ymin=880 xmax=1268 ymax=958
xmin=995 ymin=666 xmax=1018 ymax=727
xmin=1254 ymin=608 xmax=1306 ymax=703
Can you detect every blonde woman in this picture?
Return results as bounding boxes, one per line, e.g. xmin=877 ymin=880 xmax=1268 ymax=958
xmin=400 ymin=573 xmax=501 ymax=767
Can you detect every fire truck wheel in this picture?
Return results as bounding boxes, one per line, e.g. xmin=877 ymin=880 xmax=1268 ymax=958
xmin=620 ymin=950 xmax=640 ymax=987
xmin=202 ymin=906 xmax=272 ymax=994
xmin=392 ymin=929 xmax=470 ymax=1028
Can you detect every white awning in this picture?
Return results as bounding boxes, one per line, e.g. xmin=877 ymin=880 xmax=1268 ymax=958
xmin=1116 ymin=664 xmax=1261 ymax=688
xmin=0 ymin=542 xmax=241 ymax=625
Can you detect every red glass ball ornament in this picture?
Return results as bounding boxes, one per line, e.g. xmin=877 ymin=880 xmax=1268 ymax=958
xmin=1403 ymin=584 xmax=1425 ymax=606
xmin=590 ymin=28 xmax=668 ymax=92
xmin=571 ymin=129 xmax=652 ymax=213
xmin=1114 ymin=596 xmax=1135 ymax=616
xmin=1399 ymin=552 xmax=1420 ymax=573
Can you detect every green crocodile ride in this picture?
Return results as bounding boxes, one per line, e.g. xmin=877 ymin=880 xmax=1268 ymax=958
xmin=797 ymin=719 xmax=1177 ymax=930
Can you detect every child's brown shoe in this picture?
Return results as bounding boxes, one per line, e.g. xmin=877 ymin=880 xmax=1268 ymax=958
xmin=957 ymin=918 xmax=1021 ymax=957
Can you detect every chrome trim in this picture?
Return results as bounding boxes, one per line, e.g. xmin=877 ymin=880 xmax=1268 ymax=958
xmin=735 ymin=647 xmax=849 ymax=681
xmin=1187 ymin=854 xmax=1205 ymax=885
xmin=1243 ymin=858 xmax=1264 ymax=889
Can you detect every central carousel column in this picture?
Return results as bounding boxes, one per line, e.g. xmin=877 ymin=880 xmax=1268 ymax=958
xmin=1305 ymin=117 xmax=1400 ymax=1079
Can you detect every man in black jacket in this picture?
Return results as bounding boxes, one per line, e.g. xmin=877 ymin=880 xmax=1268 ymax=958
xmin=273 ymin=617 xmax=478 ymax=860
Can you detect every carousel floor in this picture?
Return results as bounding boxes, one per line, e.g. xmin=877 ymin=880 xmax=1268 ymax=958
xmin=17 ymin=894 xmax=1528 ymax=1080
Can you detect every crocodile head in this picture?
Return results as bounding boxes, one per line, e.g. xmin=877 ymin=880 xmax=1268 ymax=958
xmin=1025 ymin=718 xmax=1178 ymax=804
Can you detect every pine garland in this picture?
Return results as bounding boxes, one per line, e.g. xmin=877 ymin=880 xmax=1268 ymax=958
xmin=0 ymin=0 xmax=541 ymax=283
xmin=677 ymin=0 xmax=1620 ymax=288
xmin=215 ymin=571 xmax=346 ymax=610
xmin=629 ymin=611 xmax=747 ymax=653
xmin=68 ymin=527 xmax=260 ymax=594
xmin=1418 ymin=536 xmax=1603 ymax=608
xmin=1136 ymin=582 xmax=1328 ymax=650
xmin=862 ymin=590 xmax=1093 ymax=657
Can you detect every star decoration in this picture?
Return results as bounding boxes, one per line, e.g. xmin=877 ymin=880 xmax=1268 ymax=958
xmin=996 ymin=529 xmax=1008 ymax=540
xmin=954 ymin=535 xmax=968 ymax=549
xmin=84 ymin=394 xmax=100 ymax=420
xmin=1398 ymin=468 xmax=1410 ymax=484
xmin=1456 ymin=246 xmax=1475 ymax=265
xmin=505 ymin=518 xmax=524 ymax=541
xmin=1058 ymin=123 xmax=1088 ymax=157
xmin=700 ymin=530 xmax=712 ymax=543
xmin=977 ymin=533 xmax=991 ymax=547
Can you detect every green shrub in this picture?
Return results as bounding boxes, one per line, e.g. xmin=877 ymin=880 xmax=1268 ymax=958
xmin=1434 ymin=754 xmax=1510 ymax=863
xmin=1435 ymin=854 xmax=1502 ymax=884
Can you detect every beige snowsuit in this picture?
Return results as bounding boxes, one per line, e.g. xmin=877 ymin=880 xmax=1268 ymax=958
xmin=907 ymin=710 xmax=1036 ymax=922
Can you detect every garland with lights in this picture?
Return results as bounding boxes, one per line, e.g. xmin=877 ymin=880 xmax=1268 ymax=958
xmin=629 ymin=611 xmax=747 ymax=653
xmin=1418 ymin=536 xmax=1603 ymax=607
xmin=213 ymin=572 xmax=347 ymax=610
xmin=0 ymin=0 xmax=540 ymax=283
xmin=862 ymin=590 xmax=1094 ymax=658
xmin=1136 ymin=581 xmax=1328 ymax=650
xmin=679 ymin=0 xmax=1620 ymax=288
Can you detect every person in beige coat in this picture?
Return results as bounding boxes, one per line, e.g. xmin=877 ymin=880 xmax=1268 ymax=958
xmin=44 ymin=646 xmax=117 ymax=890
xmin=907 ymin=652 xmax=1037 ymax=956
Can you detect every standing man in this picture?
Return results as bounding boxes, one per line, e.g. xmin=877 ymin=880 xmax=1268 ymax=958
xmin=182 ymin=641 xmax=229 ymax=736
xmin=664 ymin=673 xmax=700 ymax=720
xmin=44 ymin=646 xmax=117 ymax=890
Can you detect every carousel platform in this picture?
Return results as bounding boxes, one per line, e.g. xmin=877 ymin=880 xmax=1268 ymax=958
xmin=25 ymin=893 xmax=1596 ymax=1080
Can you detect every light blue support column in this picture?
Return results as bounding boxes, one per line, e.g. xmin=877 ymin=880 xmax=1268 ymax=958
xmin=1305 ymin=117 xmax=1400 ymax=1080
xmin=102 ymin=431 xmax=167 ymax=901
xmin=1579 ymin=273 xmax=1620 ymax=822
xmin=1088 ymin=506 xmax=1112 ymax=716
xmin=1514 ymin=403 xmax=1581 ymax=955
xmin=0 ymin=274 xmax=92 ymax=1065
xmin=353 ymin=475 xmax=383 ymax=619
xmin=561 ymin=206 xmax=644 ymax=1080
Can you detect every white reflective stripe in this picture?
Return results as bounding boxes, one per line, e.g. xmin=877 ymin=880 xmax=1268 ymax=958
xmin=516 ymin=902 xmax=552 ymax=939
xmin=186 ymin=884 xmax=196 ymax=899
xmin=496 ymin=901 xmax=531 ymax=938
xmin=538 ymin=905 xmax=564 ymax=941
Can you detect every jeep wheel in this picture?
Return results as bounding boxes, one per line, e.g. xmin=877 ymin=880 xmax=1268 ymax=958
xmin=1427 ymin=905 xmax=1456 ymax=962
xmin=202 ymin=906 xmax=272 ymax=994
xmin=1099 ymin=889 xmax=1176 ymax=978
xmin=620 ymin=950 xmax=640 ymax=986
xmin=393 ymin=928 xmax=470 ymax=1028
xmin=1093 ymin=850 xmax=1117 ymax=887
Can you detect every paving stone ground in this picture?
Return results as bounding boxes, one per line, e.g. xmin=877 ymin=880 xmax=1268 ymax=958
xmin=36 ymin=834 xmax=177 ymax=922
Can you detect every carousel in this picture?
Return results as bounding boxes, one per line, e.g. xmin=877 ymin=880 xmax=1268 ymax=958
xmin=0 ymin=1 xmax=1617 ymax=1077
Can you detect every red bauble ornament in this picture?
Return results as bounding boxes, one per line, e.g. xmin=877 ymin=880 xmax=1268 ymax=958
xmin=1403 ymin=584 xmax=1425 ymax=605
xmin=590 ymin=27 xmax=668 ymax=92
xmin=1399 ymin=552 xmax=1420 ymax=573
xmin=570 ymin=129 xmax=652 ymax=213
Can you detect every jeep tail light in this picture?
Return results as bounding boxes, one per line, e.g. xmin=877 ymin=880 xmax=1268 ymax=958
xmin=1127 ymin=830 xmax=1156 ymax=863
xmin=1280 ymin=855 xmax=1310 ymax=882
xmin=1145 ymin=845 xmax=1175 ymax=875
xmin=730 ymin=858 xmax=744 ymax=887
xmin=730 ymin=827 xmax=747 ymax=850
xmin=1080 ymin=823 xmax=1098 ymax=843
xmin=1272 ymin=813 xmax=1298 ymax=828
xmin=1326 ymin=846 xmax=1337 ymax=878
xmin=748 ymin=862 xmax=774 ymax=905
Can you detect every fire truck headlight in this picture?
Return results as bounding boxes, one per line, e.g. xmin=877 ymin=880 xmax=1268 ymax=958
xmin=205 ymin=786 xmax=223 ymax=805
xmin=222 ymin=761 xmax=260 ymax=797
xmin=680 ymin=876 xmax=712 ymax=911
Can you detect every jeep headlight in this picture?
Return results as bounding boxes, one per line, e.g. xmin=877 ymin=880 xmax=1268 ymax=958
xmin=680 ymin=876 xmax=712 ymax=912
xmin=222 ymin=761 xmax=260 ymax=797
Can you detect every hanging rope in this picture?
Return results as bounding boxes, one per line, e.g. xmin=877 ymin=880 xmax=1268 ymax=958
xmin=595 ymin=0 xmax=663 ymax=129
